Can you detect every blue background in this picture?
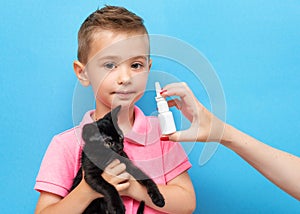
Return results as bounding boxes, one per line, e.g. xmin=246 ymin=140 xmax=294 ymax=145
xmin=1 ymin=0 xmax=300 ymax=213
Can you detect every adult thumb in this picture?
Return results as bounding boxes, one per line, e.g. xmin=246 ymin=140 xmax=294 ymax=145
xmin=161 ymin=129 xmax=199 ymax=142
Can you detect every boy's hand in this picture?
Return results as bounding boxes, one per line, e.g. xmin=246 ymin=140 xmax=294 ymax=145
xmin=79 ymin=159 xmax=130 ymax=201
xmin=103 ymin=160 xmax=142 ymax=199
xmin=102 ymin=159 xmax=131 ymax=192
xmin=118 ymin=173 xmax=143 ymax=198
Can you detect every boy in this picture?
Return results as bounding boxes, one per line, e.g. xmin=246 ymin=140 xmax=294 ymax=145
xmin=34 ymin=6 xmax=196 ymax=213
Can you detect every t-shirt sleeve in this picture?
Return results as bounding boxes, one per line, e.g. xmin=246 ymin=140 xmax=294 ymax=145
xmin=162 ymin=140 xmax=192 ymax=182
xmin=34 ymin=132 xmax=81 ymax=197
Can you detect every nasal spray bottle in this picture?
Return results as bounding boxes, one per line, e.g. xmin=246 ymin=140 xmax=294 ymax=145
xmin=155 ymin=82 xmax=176 ymax=135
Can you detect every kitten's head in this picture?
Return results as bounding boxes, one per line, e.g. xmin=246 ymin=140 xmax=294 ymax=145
xmin=82 ymin=105 xmax=124 ymax=153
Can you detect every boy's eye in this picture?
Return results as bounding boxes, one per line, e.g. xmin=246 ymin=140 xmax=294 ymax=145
xmin=131 ymin=62 xmax=144 ymax=70
xmin=104 ymin=62 xmax=117 ymax=70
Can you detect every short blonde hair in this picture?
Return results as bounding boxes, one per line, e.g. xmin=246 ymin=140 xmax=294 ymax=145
xmin=77 ymin=5 xmax=148 ymax=64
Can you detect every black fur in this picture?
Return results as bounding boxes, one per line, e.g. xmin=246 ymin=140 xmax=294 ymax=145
xmin=70 ymin=106 xmax=165 ymax=214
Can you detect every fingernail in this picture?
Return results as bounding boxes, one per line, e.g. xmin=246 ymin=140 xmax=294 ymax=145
xmin=160 ymin=89 xmax=167 ymax=95
xmin=160 ymin=136 xmax=169 ymax=141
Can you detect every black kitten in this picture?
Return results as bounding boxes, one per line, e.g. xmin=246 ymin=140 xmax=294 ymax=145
xmin=70 ymin=106 xmax=165 ymax=214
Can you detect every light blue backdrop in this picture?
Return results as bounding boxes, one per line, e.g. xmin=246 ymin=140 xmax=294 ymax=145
xmin=1 ymin=0 xmax=299 ymax=213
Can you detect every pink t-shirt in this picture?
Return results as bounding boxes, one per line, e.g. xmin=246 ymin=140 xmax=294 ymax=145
xmin=35 ymin=106 xmax=191 ymax=213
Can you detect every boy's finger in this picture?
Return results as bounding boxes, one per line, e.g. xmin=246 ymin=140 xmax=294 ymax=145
xmin=118 ymin=172 xmax=131 ymax=180
xmin=113 ymin=172 xmax=130 ymax=183
xmin=106 ymin=162 xmax=126 ymax=176
xmin=116 ymin=182 xmax=130 ymax=192
xmin=107 ymin=159 xmax=121 ymax=169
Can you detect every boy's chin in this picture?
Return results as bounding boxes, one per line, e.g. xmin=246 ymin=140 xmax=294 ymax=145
xmin=110 ymin=100 xmax=135 ymax=109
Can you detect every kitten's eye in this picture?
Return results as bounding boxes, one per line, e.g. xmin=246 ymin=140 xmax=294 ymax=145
xmin=104 ymin=141 xmax=111 ymax=148
xmin=103 ymin=136 xmax=113 ymax=148
xmin=104 ymin=62 xmax=117 ymax=70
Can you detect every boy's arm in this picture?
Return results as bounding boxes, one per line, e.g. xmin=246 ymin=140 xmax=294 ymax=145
xmin=123 ymin=171 xmax=196 ymax=214
xmin=35 ymin=160 xmax=130 ymax=214
xmin=35 ymin=178 xmax=99 ymax=214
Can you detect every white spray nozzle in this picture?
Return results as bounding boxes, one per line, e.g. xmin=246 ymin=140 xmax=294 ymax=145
xmin=155 ymin=82 xmax=168 ymax=112
xmin=155 ymin=82 xmax=162 ymax=98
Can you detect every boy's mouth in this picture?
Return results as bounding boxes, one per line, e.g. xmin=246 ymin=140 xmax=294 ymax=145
xmin=113 ymin=90 xmax=134 ymax=94
xmin=113 ymin=91 xmax=135 ymax=99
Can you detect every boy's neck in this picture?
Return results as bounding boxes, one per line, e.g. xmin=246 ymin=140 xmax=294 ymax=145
xmin=94 ymin=105 xmax=135 ymax=134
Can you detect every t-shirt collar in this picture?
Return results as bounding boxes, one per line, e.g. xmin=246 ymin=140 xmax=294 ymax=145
xmin=125 ymin=106 xmax=148 ymax=146
xmin=80 ymin=106 xmax=149 ymax=146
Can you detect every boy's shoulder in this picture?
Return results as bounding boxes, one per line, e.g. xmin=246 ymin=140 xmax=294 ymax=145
xmin=55 ymin=125 xmax=81 ymax=137
xmin=51 ymin=125 xmax=83 ymax=148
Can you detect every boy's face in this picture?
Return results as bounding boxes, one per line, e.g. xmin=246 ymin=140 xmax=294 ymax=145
xmin=82 ymin=31 xmax=151 ymax=111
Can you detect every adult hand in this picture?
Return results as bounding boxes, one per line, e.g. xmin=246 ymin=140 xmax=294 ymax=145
xmin=160 ymin=82 xmax=226 ymax=142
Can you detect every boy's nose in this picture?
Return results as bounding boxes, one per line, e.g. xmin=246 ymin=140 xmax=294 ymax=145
xmin=117 ymin=66 xmax=131 ymax=85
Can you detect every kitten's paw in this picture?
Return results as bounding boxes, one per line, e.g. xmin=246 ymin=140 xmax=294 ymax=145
xmin=148 ymin=191 xmax=165 ymax=207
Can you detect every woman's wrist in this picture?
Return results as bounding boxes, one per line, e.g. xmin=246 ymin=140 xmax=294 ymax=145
xmin=220 ymin=123 xmax=246 ymax=152
xmin=220 ymin=123 xmax=235 ymax=146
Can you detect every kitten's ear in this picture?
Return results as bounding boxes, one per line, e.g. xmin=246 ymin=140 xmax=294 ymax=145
xmin=103 ymin=105 xmax=123 ymax=137
xmin=103 ymin=105 xmax=121 ymax=121
xmin=82 ymin=123 xmax=99 ymax=142
xmin=111 ymin=105 xmax=121 ymax=120
xmin=111 ymin=105 xmax=124 ymax=138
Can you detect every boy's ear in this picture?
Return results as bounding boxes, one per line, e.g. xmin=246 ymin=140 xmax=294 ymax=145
xmin=148 ymin=58 xmax=152 ymax=71
xmin=73 ymin=60 xmax=90 ymax=86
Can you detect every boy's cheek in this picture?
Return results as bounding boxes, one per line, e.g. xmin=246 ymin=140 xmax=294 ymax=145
xmin=88 ymin=71 xmax=111 ymax=87
xmin=89 ymin=77 xmax=106 ymax=96
xmin=133 ymin=72 xmax=149 ymax=85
